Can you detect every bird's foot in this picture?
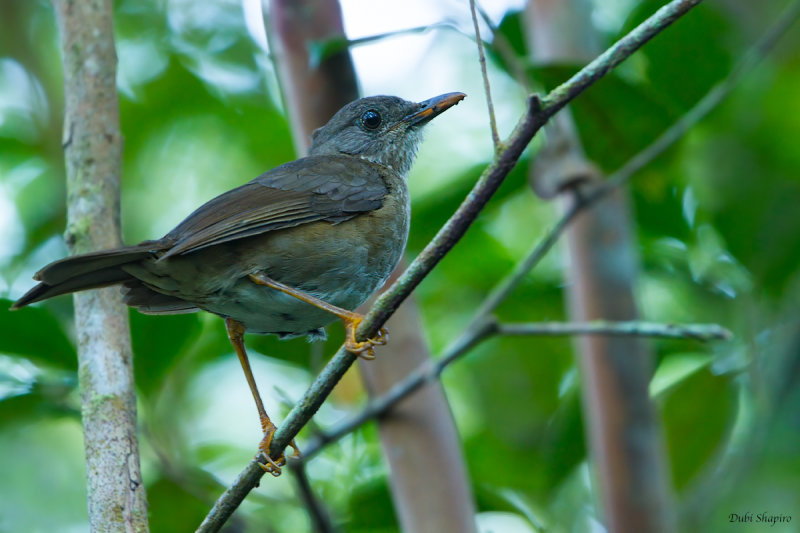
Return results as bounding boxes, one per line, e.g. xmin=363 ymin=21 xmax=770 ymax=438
xmin=256 ymin=415 xmax=301 ymax=476
xmin=343 ymin=313 xmax=388 ymax=360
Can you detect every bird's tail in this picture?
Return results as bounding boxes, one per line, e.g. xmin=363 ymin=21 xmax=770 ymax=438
xmin=11 ymin=244 xmax=158 ymax=309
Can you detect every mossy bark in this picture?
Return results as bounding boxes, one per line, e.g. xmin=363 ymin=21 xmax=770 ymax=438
xmin=52 ymin=0 xmax=149 ymax=531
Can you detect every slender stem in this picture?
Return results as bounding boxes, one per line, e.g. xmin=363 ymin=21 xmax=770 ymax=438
xmin=300 ymin=318 xmax=497 ymax=460
xmin=362 ymin=0 xmax=705 ymax=332
xmin=497 ymin=320 xmax=732 ymax=341
xmin=477 ymin=6 xmax=533 ymax=91
xmin=470 ymin=0 xmax=500 ymax=148
xmin=465 ymin=208 xmax=577 ymax=331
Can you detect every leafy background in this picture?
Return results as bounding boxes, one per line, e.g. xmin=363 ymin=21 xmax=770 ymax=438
xmin=1 ymin=0 xmax=799 ymax=531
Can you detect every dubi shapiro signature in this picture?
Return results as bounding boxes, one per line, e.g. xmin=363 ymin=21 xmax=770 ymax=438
xmin=729 ymin=512 xmax=793 ymax=526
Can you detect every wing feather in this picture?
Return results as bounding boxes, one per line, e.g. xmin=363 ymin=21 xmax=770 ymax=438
xmin=160 ymin=155 xmax=389 ymax=258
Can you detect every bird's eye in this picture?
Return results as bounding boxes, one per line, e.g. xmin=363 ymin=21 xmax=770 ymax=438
xmin=361 ymin=110 xmax=382 ymax=130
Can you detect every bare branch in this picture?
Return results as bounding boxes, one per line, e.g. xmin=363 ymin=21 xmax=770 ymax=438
xmin=296 ymin=0 xmax=800 ymax=470
xmin=467 ymin=213 xmax=574 ymax=332
xmin=497 ymin=320 xmax=732 ymax=341
xmin=470 ymin=0 xmax=500 ymax=148
xmin=477 ymin=6 xmax=533 ymax=91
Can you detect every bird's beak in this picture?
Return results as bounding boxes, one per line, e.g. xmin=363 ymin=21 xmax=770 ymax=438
xmin=401 ymin=92 xmax=466 ymax=127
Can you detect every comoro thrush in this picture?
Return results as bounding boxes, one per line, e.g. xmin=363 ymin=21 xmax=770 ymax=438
xmin=12 ymin=92 xmax=465 ymax=474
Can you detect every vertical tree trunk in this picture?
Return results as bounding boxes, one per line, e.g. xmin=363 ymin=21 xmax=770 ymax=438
xmin=358 ymin=269 xmax=478 ymax=533
xmin=266 ymin=1 xmax=477 ymax=530
xmin=52 ymin=1 xmax=149 ymax=531
xmin=267 ymin=0 xmax=358 ymax=155
xmin=563 ymin=186 xmax=675 ymax=533
xmin=525 ymin=1 xmax=675 ymax=531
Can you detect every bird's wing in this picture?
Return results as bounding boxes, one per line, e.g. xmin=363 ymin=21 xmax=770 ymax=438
xmin=160 ymin=155 xmax=389 ymax=259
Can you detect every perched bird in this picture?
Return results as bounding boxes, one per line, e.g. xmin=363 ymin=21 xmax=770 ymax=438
xmin=12 ymin=92 xmax=465 ymax=474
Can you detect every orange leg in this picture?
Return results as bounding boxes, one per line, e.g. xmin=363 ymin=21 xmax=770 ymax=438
xmin=248 ymin=272 xmax=388 ymax=359
xmin=225 ymin=318 xmax=301 ymax=476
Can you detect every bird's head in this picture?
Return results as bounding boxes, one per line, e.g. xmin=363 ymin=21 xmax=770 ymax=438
xmin=309 ymin=92 xmax=466 ymax=176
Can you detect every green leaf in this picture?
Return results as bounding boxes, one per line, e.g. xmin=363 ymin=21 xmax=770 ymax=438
xmin=619 ymin=1 xmax=734 ymax=111
xmin=345 ymin=476 xmax=397 ymax=533
xmin=130 ymin=310 xmax=202 ymax=395
xmin=487 ymin=10 xmax=527 ymax=79
xmin=0 ymin=299 xmax=76 ymax=369
xmin=661 ymin=367 xmax=737 ymax=490
xmin=147 ymin=475 xmax=214 ymax=533
xmin=650 ymin=352 xmax=714 ymax=396
xmin=0 ymin=365 xmax=78 ymax=427
xmin=534 ymin=64 xmax=680 ymax=173
xmin=308 ymin=36 xmax=350 ymax=69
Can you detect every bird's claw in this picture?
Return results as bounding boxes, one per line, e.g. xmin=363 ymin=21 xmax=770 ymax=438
xmin=371 ymin=327 xmax=389 ymax=346
xmin=257 ymin=452 xmax=284 ymax=477
xmin=256 ymin=423 xmax=284 ymax=476
xmin=256 ymin=419 xmax=302 ymax=477
xmin=344 ymin=326 xmax=389 ymax=360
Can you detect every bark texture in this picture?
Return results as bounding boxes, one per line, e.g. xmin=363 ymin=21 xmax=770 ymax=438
xmin=52 ymin=0 xmax=149 ymax=531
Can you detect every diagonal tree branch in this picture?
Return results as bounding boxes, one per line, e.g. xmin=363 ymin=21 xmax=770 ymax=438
xmin=196 ymin=1 xmax=704 ymax=530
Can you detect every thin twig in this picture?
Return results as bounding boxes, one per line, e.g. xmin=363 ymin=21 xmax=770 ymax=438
xmin=470 ymin=0 xmax=501 ymax=148
xmin=358 ymin=6 xmax=706 ymax=349
xmin=196 ymin=2 xmax=704 ymax=530
xmin=465 ymin=211 xmax=575 ymax=332
xmin=497 ymin=320 xmax=732 ymax=341
xmin=603 ymin=0 xmax=800 ymax=193
xmin=476 ymin=4 xmax=534 ymax=92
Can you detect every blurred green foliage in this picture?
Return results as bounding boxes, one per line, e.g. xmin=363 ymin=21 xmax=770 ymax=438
xmin=1 ymin=1 xmax=799 ymax=532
